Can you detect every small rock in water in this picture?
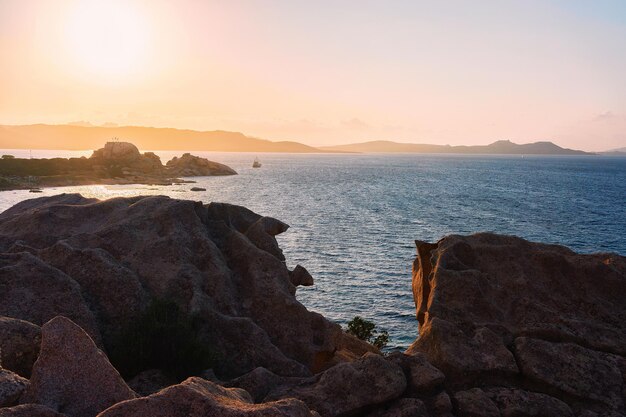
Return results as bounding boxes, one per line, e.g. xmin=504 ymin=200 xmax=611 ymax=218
xmin=190 ymin=187 xmax=206 ymax=191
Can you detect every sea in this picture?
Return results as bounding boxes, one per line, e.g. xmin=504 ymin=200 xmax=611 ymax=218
xmin=1 ymin=150 xmax=625 ymax=350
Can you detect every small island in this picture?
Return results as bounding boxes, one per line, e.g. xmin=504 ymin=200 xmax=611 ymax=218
xmin=0 ymin=141 xmax=237 ymax=191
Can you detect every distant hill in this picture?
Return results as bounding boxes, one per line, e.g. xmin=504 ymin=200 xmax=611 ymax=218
xmin=320 ymin=139 xmax=593 ymax=155
xmin=600 ymin=147 xmax=626 ymax=155
xmin=0 ymin=124 xmax=328 ymax=153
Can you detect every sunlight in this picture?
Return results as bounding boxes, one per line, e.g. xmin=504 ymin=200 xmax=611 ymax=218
xmin=64 ymin=0 xmax=150 ymax=80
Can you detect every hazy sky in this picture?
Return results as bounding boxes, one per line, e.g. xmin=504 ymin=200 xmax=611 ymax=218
xmin=1 ymin=0 xmax=625 ymax=150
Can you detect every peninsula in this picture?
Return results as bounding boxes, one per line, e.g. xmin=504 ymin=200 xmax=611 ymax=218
xmin=0 ymin=141 xmax=236 ymax=191
xmin=320 ymin=139 xmax=593 ymax=155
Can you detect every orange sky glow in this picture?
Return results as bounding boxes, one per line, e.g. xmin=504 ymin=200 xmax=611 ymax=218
xmin=1 ymin=0 xmax=625 ymax=151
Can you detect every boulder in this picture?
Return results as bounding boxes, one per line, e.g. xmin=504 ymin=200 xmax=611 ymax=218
xmin=21 ymin=316 xmax=136 ymax=417
xmin=96 ymin=377 xmax=316 ymax=417
xmin=514 ymin=337 xmax=624 ymax=410
xmin=166 ymin=153 xmax=237 ymax=176
xmin=407 ymin=233 xmax=626 ymax=415
xmin=386 ymin=351 xmax=445 ymax=393
xmin=290 ymin=265 xmax=315 ymax=287
xmin=90 ymin=142 xmax=141 ymax=162
xmin=0 ymin=404 xmax=68 ymax=417
xmin=0 ymin=317 xmax=41 ymax=377
xmin=430 ymin=390 xmax=454 ymax=416
xmin=0 ymin=195 xmax=372 ymax=380
xmin=453 ymin=388 xmax=500 ymax=417
xmin=266 ymin=353 xmax=407 ymax=417
xmin=0 ymin=369 xmax=28 ymax=407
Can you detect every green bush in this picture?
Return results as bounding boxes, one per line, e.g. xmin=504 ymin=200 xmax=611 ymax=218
xmin=108 ymin=299 xmax=217 ymax=380
xmin=346 ymin=316 xmax=390 ymax=349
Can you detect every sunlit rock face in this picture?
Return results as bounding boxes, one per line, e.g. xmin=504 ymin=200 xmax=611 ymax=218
xmin=166 ymin=153 xmax=237 ymax=176
xmin=408 ymin=233 xmax=626 ymax=416
xmin=90 ymin=142 xmax=142 ymax=162
xmin=0 ymin=194 xmax=371 ymax=380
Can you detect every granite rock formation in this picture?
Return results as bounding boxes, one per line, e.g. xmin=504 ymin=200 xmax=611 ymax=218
xmin=1 ymin=194 xmax=625 ymax=417
xmin=166 ymin=152 xmax=237 ymax=176
xmin=408 ymin=233 xmax=626 ymax=416
xmin=21 ymin=317 xmax=136 ymax=417
xmin=0 ymin=194 xmax=371 ymax=380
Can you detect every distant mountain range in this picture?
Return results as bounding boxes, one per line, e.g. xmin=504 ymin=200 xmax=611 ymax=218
xmin=0 ymin=124 xmax=596 ymax=155
xmin=320 ymin=140 xmax=592 ymax=155
xmin=0 ymin=124 xmax=324 ymax=153
xmin=600 ymin=147 xmax=626 ymax=155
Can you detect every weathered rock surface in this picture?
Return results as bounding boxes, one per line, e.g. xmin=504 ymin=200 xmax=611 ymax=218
xmin=0 ymin=369 xmax=28 ymax=407
xmin=386 ymin=351 xmax=445 ymax=394
xmin=408 ymin=233 xmax=626 ymax=416
xmin=0 ymin=404 xmax=68 ymax=417
xmin=0 ymin=317 xmax=41 ymax=377
xmin=267 ymin=352 xmax=407 ymax=417
xmin=166 ymin=152 xmax=237 ymax=176
xmin=0 ymin=194 xmax=371 ymax=379
xmin=96 ymin=377 xmax=317 ymax=417
xmin=20 ymin=316 xmax=136 ymax=417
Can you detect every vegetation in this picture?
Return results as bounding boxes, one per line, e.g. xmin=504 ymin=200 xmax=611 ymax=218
xmin=108 ymin=299 xmax=217 ymax=380
xmin=346 ymin=316 xmax=390 ymax=349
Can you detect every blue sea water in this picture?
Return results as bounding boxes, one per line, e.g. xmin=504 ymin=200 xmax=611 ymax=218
xmin=1 ymin=151 xmax=625 ymax=349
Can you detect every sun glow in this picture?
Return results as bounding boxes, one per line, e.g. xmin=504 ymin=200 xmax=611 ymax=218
xmin=64 ymin=1 xmax=150 ymax=80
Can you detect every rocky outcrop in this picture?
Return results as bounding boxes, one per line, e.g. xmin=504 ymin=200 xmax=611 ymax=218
xmin=266 ymin=353 xmax=407 ymax=417
xmin=96 ymin=377 xmax=316 ymax=417
xmin=90 ymin=142 xmax=143 ymax=162
xmin=21 ymin=317 xmax=136 ymax=417
xmin=407 ymin=233 xmax=626 ymax=416
xmin=2 ymin=194 xmax=624 ymax=416
xmin=0 ymin=194 xmax=370 ymax=380
xmin=166 ymin=153 xmax=237 ymax=176
xmin=0 ymin=141 xmax=236 ymax=190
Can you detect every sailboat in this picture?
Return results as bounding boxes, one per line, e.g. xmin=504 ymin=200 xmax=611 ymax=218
xmin=252 ymin=157 xmax=262 ymax=168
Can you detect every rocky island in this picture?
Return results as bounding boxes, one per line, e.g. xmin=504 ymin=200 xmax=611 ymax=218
xmin=0 ymin=141 xmax=237 ymax=191
xmin=0 ymin=195 xmax=624 ymax=417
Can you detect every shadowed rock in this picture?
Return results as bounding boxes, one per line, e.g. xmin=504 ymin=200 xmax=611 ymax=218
xmin=96 ymin=377 xmax=316 ymax=417
xmin=266 ymin=353 xmax=407 ymax=417
xmin=0 ymin=317 xmax=41 ymax=378
xmin=386 ymin=351 xmax=445 ymax=394
xmin=225 ymin=367 xmax=305 ymax=403
xmin=0 ymin=369 xmax=28 ymax=407
xmin=365 ymin=398 xmax=429 ymax=417
xmin=21 ymin=316 xmax=136 ymax=417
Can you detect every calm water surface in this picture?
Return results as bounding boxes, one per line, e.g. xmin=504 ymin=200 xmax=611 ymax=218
xmin=1 ymin=150 xmax=625 ymax=349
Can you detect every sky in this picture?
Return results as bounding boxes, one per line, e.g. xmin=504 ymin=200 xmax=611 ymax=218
xmin=1 ymin=0 xmax=625 ymax=151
